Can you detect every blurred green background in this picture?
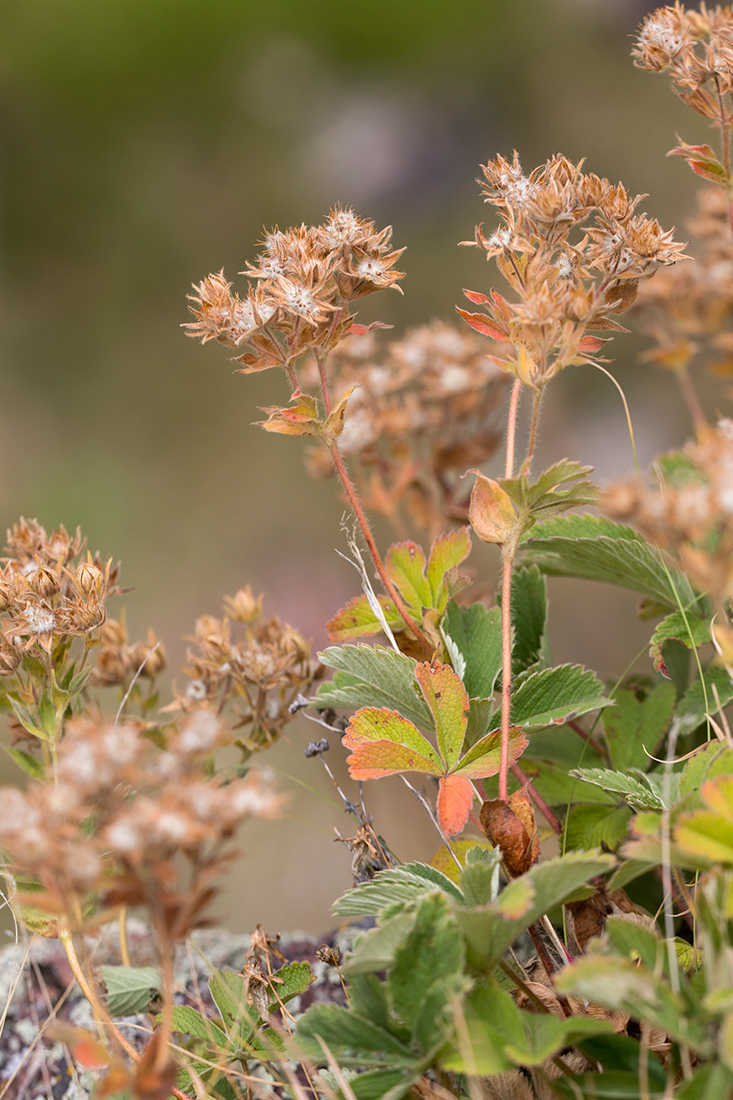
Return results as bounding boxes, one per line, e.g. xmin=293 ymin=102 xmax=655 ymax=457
xmin=0 ymin=0 xmax=710 ymax=934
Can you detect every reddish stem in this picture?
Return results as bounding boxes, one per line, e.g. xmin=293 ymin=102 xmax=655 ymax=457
xmin=329 ymin=443 xmax=432 ymax=653
xmin=499 ymin=548 xmax=514 ymax=801
xmin=567 ymin=719 xmax=608 ymax=758
xmin=505 ymin=379 xmax=522 ymax=479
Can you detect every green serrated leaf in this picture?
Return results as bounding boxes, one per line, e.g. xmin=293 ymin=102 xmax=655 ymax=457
xmin=386 ymin=541 xmax=431 ymax=613
xmin=564 ymin=803 xmax=632 ymax=851
xmin=414 ymin=661 xmax=468 ymax=771
xmin=681 ymin=741 xmax=733 ymax=798
xmin=390 ymin=893 xmax=465 ymax=1048
xmin=315 ymin=646 xmax=432 ymax=729
xmin=101 ymin=965 xmax=162 ymax=1016
xmin=650 ymin=610 xmax=711 ymax=674
xmin=335 ymin=863 xmax=463 ymax=921
xmin=268 ymin=960 xmax=313 ymax=1007
xmin=345 ymin=912 xmax=418 ymax=975
xmin=460 ymin=850 xmax=501 ymax=906
xmin=425 ymin=528 xmax=472 ymax=609
xmin=507 ymin=564 xmax=547 ymax=675
xmin=602 ymin=682 xmax=676 ymax=772
xmin=521 ymin=514 xmax=700 ymax=611
xmin=295 ymin=1004 xmax=416 ymax=1067
xmin=454 ymin=851 xmax=614 ymax=970
xmin=569 ymin=767 xmax=666 ymax=810
xmin=442 ymin=601 xmax=502 ymax=700
xmin=340 ymin=1068 xmax=418 ymax=1100
xmin=605 ymin=915 xmax=660 ymax=971
xmin=169 ymin=1004 xmax=229 ymax=1046
xmin=210 ymin=968 xmax=257 ymax=1039
xmin=507 ymin=663 xmax=611 ymax=731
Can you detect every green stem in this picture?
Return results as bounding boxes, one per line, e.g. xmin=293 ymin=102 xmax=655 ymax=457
xmin=521 ymin=387 xmax=544 ymax=476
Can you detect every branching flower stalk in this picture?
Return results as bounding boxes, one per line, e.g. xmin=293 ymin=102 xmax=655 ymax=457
xmin=462 ymin=152 xmax=684 ymax=805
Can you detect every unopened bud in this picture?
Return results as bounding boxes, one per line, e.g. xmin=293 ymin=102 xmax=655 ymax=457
xmin=224 ymin=585 xmax=263 ymax=624
xmin=468 ymin=471 xmax=517 ymax=546
xmin=76 ymin=561 xmax=104 ymax=596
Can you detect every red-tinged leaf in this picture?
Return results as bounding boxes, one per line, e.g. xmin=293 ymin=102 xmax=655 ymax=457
xmin=47 ymin=1025 xmax=115 ymax=1070
xmin=345 ymin=739 xmax=443 ymax=778
xmin=327 ymin=594 xmax=403 ymax=642
xmin=455 ymin=725 xmax=528 ymax=779
xmin=343 ymin=707 xmax=442 ymax=773
xmin=347 ymin=321 xmax=393 ymax=336
xmin=668 ymin=141 xmax=727 ymax=180
xmin=437 ymin=773 xmax=475 ymax=837
xmin=415 ymin=660 xmax=469 ymax=772
xmin=426 ymin=527 xmax=472 ymax=608
xmin=456 ymin=307 xmax=509 ymax=342
xmin=386 ymin=541 xmax=431 ymax=612
xmin=463 ymin=287 xmax=492 ymax=305
xmin=254 ymin=393 xmax=320 ymax=435
xmin=577 ymin=335 xmax=606 ymax=354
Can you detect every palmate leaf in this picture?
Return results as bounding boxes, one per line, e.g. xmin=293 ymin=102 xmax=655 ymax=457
xmin=327 ymin=529 xmax=472 ymax=643
xmin=342 ymin=659 xmax=526 ymax=835
xmin=521 ymin=513 xmax=700 ymax=611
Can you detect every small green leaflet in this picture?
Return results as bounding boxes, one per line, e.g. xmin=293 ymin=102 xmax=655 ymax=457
xmin=649 ymin=610 xmax=711 ymax=676
xmin=100 ymin=965 xmax=162 ymax=1016
xmin=442 ymin=601 xmax=502 ymax=699
xmin=314 ymin=645 xmax=432 ymax=730
xmin=343 ymin=659 xmax=527 ymax=836
xmin=504 ymin=663 xmax=611 ymax=731
xmin=569 ymin=767 xmax=669 ymax=811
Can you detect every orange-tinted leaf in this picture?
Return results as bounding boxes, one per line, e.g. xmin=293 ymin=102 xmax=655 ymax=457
xmin=462 ymin=288 xmax=492 ymax=306
xmin=343 ymin=707 xmax=442 ymax=776
xmin=437 ymin=773 xmax=475 ymax=837
xmin=48 ymin=1025 xmax=114 ymax=1071
xmin=426 ymin=527 xmax=472 ymax=608
xmin=347 ymin=321 xmax=393 ymax=336
xmin=255 ymin=392 xmax=320 ymax=435
xmin=346 ymin=739 xmax=443 ymax=779
xmin=327 ymin=594 xmax=403 ymax=642
xmin=456 ymin=307 xmax=509 ymax=342
xmin=455 ymin=725 xmax=528 ymax=779
xmin=415 ymin=660 xmax=469 ymax=771
xmin=386 ymin=541 xmax=431 ymax=611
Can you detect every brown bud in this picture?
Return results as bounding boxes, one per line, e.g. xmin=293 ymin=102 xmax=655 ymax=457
xmin=76 ymin=561 xmax=104 ymax=597
xmin=223 ymin=586 xmax=263 ymax=624
xmin=480 ymin=787 xmax=539 ymax=877
xmin=0 ymin=638 xmax=21 ymax=676
xmin=100 ymin=618 xmax=127 ymax=647
xmin=30 ymin=564 xmax=61 ymax=600
xmin=129 ymin=636 xmax=167 ymax=678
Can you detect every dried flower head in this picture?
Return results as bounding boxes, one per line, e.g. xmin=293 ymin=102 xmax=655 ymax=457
xmin=176 ymin=588 xmax=319 ymax=755
xmin=460 ymin=153 xmax=686 ymax=391
xmin=185 ymin=207 xmax=405 ymax=383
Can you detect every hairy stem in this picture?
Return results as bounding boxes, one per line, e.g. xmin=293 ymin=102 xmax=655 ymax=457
xmin=521 ymin=386 xmax=544 ymax=476
xmin=328 ymin=443 xmax=432 ymax=653
xmin=505 ymin=379 xmax=522 ymax=479
xmin=499 ymin=546 xmax=515 ymax=802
